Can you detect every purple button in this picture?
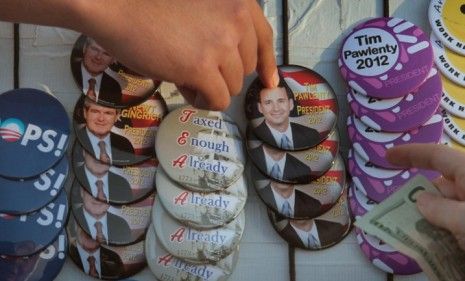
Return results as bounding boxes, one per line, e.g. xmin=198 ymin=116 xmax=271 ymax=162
xmin=347 ymin=149 xmax=439 ymax=203
xmin=339 ymin=17 xmax=433 ymax=98
xmin=347 ymin=113 xmax=443 ymax=169
xmin=348 ymin=67 xmax=442 ymax=132
xmin=348 ymin=183 xmax=376 ymax=219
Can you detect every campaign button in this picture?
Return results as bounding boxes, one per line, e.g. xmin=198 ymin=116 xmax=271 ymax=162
xmin=153 ymin=197 xmax=245 ymax=263
xmin=267 ymin=184 xmax=351 ymax=250
xmin=441 ymin=131 xmax=465 ymax=153
xmin=348 ymin=66 xmax=442 ymax=132
xmin=156 ymin=105 xmax=245 ymax=192
xmin=71 ymin=34 xmax=161 ymax=108
xmin=431 ymin=32 xmax=465 ymax=87
xmin=0 ymin=88 xmax=70 ymax=178
xmin=247 ymin=126 xmax=339 ymax=184
xmin=442 ymin=107 xmax=465 ymax=146
xmin=347 ymin=148 xmax=440 ymax=203
xmin=429 ymin=0 xmax=465 ymax=56
xmin=339 ymin=17 xmax=433 ymax=99
xmin=348 ymin=182 xmax=377 ymax=219
xmin=67 ymin=215 xmax=147 ymax=279
xmin=0 ymin=229 xmax=68 ymax=281
xmin=0 ymin=155 xmax=68 ymax=215
xmin=440 ymin=73 xmax=465 ymax=118
xmin=0 ymin=188 xmax=68 ymax=256
xmin=156 ymin=167 xmax=247 ymax=229
xmin=348 ymin=112 xmax=443 ymax=169
xmin=70 ymin=179 xmax=154 ymax=246
xmin=245 ymin=64 xmax=338 ymax=151
xmin=72 ymin=141 xmax=157 ymax=205
xmin=251 ymin=154 xmax=345 ymax=219
xmin=145 ymin=224 xmax=239 ymax=281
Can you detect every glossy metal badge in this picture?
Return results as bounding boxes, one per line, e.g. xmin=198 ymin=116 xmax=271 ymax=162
xmin=247 ymin=127 xmax=339 ymax=184
xmin=67 ymin=215 xmax=147 ymax=280
xmin=156 ymin=106 xmax=245 ymax=192
xmin=153 ymin=197 xmax=245 ymax=263
xmin=145 ymin=224 xmax=239 ymax=281
xmin=70 ymin=180 xmax=154 ymax=246
xmin=0 ymin=189 xmax=68 ymax=256
xmin=0 ymin=155 xmax=68 ymax=215
xmin=156 ymin=167 xmax=247 ymax=229
xmin=431 ymin=32 xmax=465 ymax=87
xmin=339 ymin=17 xmax=433 ymax=98
xmin=348 ymin=113 xmax=443 ymax=169
xmin=72 ymin=141 xmax=157 ymax=205
xmin=71 ymin=34 xmax=160 ymax=108
xmin=0 ymin=229 xmax=68 ymax=281
xmin=442 ymin=108 xmax=465 ymax=146
xmin=0 ymin=88 xmax=70 ymax=178
xmin=348 ymin=67 xmax=442 ymax=132
xmin=251 ymin=154 xmax=345 ymax=219
xmin=245 ymin=64 xmax=338 ymax=151
xmin=441 ymin=73 xmax=465 ymax=118
xmin=268 ymin=185 xmax=351 ymax=250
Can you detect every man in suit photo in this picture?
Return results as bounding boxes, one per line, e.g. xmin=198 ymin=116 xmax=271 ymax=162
xmin=74 ymin=186 xmax=132 ymax=245
xmin=258 ymin=180 xmax=322 ymax=219
xmin=76 ymin=98 xmax=135 ymax=165
xmin=75 ymin=146 xmax=132 ymax=203
xmin=71 ymin=36 xmax=122 ymax=104
xmin=254 ymin=83 xmax=320 ymax=150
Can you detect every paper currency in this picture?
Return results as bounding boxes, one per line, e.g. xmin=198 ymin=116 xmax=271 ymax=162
xmin=355 ymin=175 xmax=465 ymax=281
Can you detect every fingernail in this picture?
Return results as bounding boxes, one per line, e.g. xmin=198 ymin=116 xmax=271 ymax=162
xmin=272 ymin=69 xmax=280 ymax=87
xmin=416 ymin=192 xmax=433 ymax=213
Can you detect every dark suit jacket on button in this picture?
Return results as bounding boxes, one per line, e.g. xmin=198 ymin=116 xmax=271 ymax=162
xmin=254 ymin=121 xmax=321 ymax=149
xmin=280 ymin=220 xmax=347 ymax=249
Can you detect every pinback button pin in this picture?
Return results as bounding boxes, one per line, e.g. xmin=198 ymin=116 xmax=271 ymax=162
xmin=431 ymin=32 xmax=465 ymax=87
xmin=153 ymin=196 xmax=245 ymax=263
xmin=440 ymin=73 xmax=465 ymax=118
xmin=72 ymin=141 xmax=157 ymax=205
xmin=246 ymin=126 xmax=339 ymax=185
xmin=339 ymin=17 xmax=433 ymax=99
xmin=66 ymin=215 xmax=147 ymax=280
xmin=0 ymin=229 xmax=68 ymax=281
xmin=440 ymin=131 xmax=465 ymax=153
xmin=0 ymin=88 xmax=70 ymax=179
xmin=0 ymin=188 xmax=68 ymax=256
xmin=0 ymin=155 xmax=68 ymax=215
xmin=347 ymin=66 xmax=442 ymax=132
xmin=71 ymin=34 xmax=161 ymax=109
xmin=251 ymin=154 xmax=345 ymax=220
xmin=245 ymin=64 xmax=338 ymax=151
xmin=145 ymin=224 xmax=239 ymax=281
xmin=70 ymin=179 xmax=154 ymax=246
xmin=429 ymin=0 xmax=465 ymax=56
xmin=267 ymin=184 xmax=352 ymax=251
xmin=442 ymin=108 xmax=465 ymax=146
xmin=155 ymin=105 xmax=245 ymax=192
xmin=347 ymin=112 xmax=443 ymax=169
xmin=156 ymin=167 xmax=247 ymax=229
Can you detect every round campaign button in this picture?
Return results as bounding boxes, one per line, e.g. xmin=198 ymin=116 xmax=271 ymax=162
xmin=442 ymin=108 xmax=465 ymax=146
xmin=0 ymin=229 xmax=68 ymax=281
xmin=348 ymin=183 xmax=377 ymax=219
xmin=347 ymin=66 xmax=442 ymax=132
xmin=441 ymin=131 xmax=465 ymax=153
xmin=71 ymin=34 xmax=160 ymax=108
xmin=0 ymin=188 xmax=68 ymax=256
xmin=347 ymin=149 xmax=440 ymax=203
xmin=71 ymin=180 xmax=154 ymax=246
xmin=72 ymin=141 xmax=157 ymax=205
xmin=0 ymin=155 xmax=68 ymax=215
xmin=441 ymin=73 xmax=465 ymax=118
xmin=145 ymin=224 xmax=239 ymax=281
xmin=67 ymin=215 xmax=147 ymax=280
xmin=156 ymin=167 xmax=247 ymax=229
xmin=247 ymin=127 xmax=339 ymax=184
xmin=348 ymin=112 xmax=443 ymax=169
xmin=156 ymin=105 xmax=245 ymax=192
xmin=431 ymin=33 xmax=465 ymax=87
xmin=153 ymin=197 xmax=245 ymax=263
xmin=0 ymin=88 xmax=70 ymax=178
xmin=339 ymin=17 xmax=433 ymax=98
xmin=429 ymin=0 xmax=465 ymax=56
xmin=251 ymin=154 xmax=345 ymax=219
xmin=268 ymin=185 xmax=351 ymax=250
xmin=245 ymin=65 xmax=338 ymax=151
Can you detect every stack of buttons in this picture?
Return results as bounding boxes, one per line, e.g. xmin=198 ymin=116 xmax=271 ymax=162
xmin=428 ymin=0 xmax=465 ymax=151
xmin=339 ymin=16 xmax=442 ymax=274
xmin=68 ymin=34 xmax=167 ymax=279
xmin=245 ymin=65 xmax=352 ymax=250
xmin=0 ymin=88 xmax=70 ymax=280
xmin=147 ymin=106 xmax=247 ymax=280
